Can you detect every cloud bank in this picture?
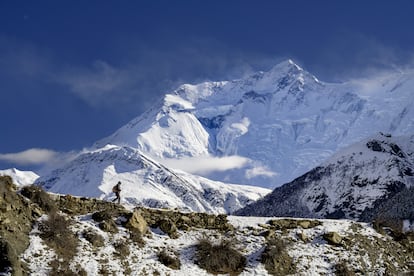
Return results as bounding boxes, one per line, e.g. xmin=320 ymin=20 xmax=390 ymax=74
xmin=0 ymin=148 xmax=58 ymax=165
xmin=160 ymin=155 xmax=249 ymax=174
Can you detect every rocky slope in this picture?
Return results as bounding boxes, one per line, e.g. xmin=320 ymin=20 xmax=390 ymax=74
xmin=1 ymin=176 xmax=413 ymax=275
xmin=235 ymin=133 xmax=414 ymax=221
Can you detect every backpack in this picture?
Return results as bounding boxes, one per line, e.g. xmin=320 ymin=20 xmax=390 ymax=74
xmin=112 ymin=185 xmax=118 ymax=193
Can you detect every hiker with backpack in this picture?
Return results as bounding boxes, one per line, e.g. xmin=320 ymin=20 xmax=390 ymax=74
xmin=112 ymin=181 xmax=121 ymax=204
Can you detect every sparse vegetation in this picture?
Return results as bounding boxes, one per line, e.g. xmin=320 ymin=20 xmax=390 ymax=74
xmin=114 ymin=239 xmax=130 ymax=257
xmin=39 ymin=211 xmax=79 ymax=260
xmin=261 ymin=236 xmax=295 ymax=275
xmin=38 ymin=211 xmax=81 ymax=275
xmin=49 ymin=259 xmax=87 ymax=276
xmin=92 ymin=209 xmax=117 ymax=222
xmin=157 ymin=248 xmax=181 ymax=270
xmin=20 ymin=184 xmax=58 ymax=213
xmin=83 ymin=229 xmax=105 ymax=247
xmin=1 ymin=178 xmax=413 ymax=275
xmin=373 ymin=216 xmax=404 ymax=240
xmin=99 ymin=219 xmax=119 ymax=233
xmin=195 ymin=235 xmax=246 ymax=275
xmin=129 ymin=229 xmax=146 ymax=247
xmin=334 ymin=260 xmax=355 ymax=276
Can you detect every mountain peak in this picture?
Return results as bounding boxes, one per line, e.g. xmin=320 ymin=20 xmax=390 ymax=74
xmin=268 ymin=59 xmax=303 ymax=73
xmin=0 ymin=168 xmax=39 ymax=186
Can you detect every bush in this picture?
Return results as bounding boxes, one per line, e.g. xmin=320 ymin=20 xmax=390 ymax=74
xmin=373 ymin=216 xmax=404 ymax=240
xmin=83 ymin=229 xmax=105 ymax=247
xmin=114 ymin=240 xmax=130 ymax=257
xmin=157 ymin=248 xmax=181 ymax=270
xmin=20 ymin=185 xmax=57 ymax=213
xmin=195 ymin=236 xmax=246 ymax=275
xmin=334 ymin=260 xmax=355 ymax=276
xmin=92 ymin=209 xmax=116 ymax=222
xmin=49 ymin=259 xmax=87 ymax=276
xmin=39 ymin=212 xmax=78 ymax=260
xmin=130 ymin=229 xmax=146 ymax=247
xmin=261 ymin=237 xmax=295 ymax=275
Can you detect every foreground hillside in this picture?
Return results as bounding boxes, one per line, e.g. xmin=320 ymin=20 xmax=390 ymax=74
xmin=1 ymin=176 xmax=413 ymax=275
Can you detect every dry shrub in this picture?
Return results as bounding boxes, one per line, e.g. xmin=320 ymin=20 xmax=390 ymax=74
xmin=261 ymin=237 xmax=295 ymax=275
xmin=373 ymin=216 xmax=404 ymax=240
xmin=20 ymin=184 xmax=57 ymax=213
xmin=49 ymin=259 xmax=87 ymax=276
xmin=114 ymin=240 xmax=130 ymax=257
xmin=334 ymin=260 xmax=355 ymax=276
xmin=195 ymin=236 xmax=246 ymax=275
xmin=157 ymin=248 xmax=181 ymax=270
xmin=39 ymin=212 xmax=78 ymax=260
xmin=130 ymin=229 xmax=146 ymax=247
xmin=92 ymin=209 xmax=116 ymax=222
xmin=83 ymin=229 xmax=105 ymax=247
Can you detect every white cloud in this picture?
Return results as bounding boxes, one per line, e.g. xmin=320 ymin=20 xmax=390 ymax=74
xmin=245 ymin=166 xmax=278 ymax=179
xmin=160 ymin=155 xmax=249 ymax=174
xmin=0 ymin=148 xmax=58 ymax=165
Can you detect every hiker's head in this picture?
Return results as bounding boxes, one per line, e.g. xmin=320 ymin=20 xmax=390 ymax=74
xmin=118 ymin=181 xmax=121 ymax=185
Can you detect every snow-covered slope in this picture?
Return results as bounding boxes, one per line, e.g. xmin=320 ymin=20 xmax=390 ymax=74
xmin=235 ymin=133 xmax=414 ymax=220
xmin=0 ymin=168 xmax=39 ymax=186
xmin=35 ymin=145 xmax=270 ymax=214
xmin=95 ymin=60 xmax=414 ymax=188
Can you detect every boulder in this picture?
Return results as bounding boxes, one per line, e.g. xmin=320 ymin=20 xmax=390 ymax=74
xmin=124 ymin=210 xmax=148 ymax=235
xmin=323 ymin=232 xmax=342 ymax=245
xmin=297 ymin=231 xmax=308 ymax=242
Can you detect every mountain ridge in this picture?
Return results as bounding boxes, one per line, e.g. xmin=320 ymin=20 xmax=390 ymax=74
xmin=234 ymin=133 xmax=414 ymax=221
xmin=36 ymin=145 xmax=270 ymax=214
xmin=33 ymin=59 xmax=414 ymax=214
xmin=93 ymin=59 xmax=414 ymax=188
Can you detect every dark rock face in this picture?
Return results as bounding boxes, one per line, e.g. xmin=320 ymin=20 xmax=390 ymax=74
xmin=367 ymin=140 xmax=384 ymax=152
xmin=0 ymin=177 xmax=42 ymax=275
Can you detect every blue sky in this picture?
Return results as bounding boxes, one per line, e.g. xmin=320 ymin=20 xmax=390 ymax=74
xmin=1 ymin=0 xmax=414 ymax=172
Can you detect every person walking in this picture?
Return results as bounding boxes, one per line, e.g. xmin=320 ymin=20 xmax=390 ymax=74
xmin=112 ymin=181 xmax=121 ymax=204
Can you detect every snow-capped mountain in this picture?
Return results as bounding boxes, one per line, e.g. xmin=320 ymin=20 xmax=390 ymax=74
xmin=0 ymin=168 xmax=39 ymax=186
xmin=36 ymin=59 xmax=414 ymax=214
xmin=234 ymin=133 xmax=414 ymax=220
xmin=35 ymin=145 xmax=270 ymax=214
xmin=94 ymin=59 xmax=414 ymax=188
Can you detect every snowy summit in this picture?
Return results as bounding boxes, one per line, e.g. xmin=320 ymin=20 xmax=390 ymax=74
xmin=36 ymin=59 xmax=414 ymax=213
